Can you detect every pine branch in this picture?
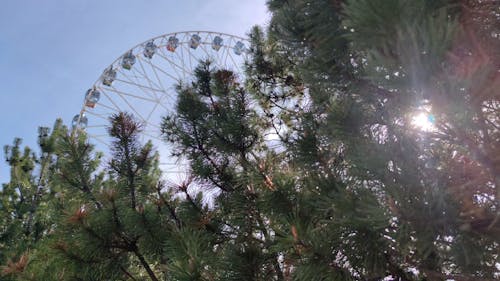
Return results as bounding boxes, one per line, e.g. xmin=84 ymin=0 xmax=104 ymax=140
xmin=25 ymin=152 xmax=51 ymax=236
xmin=156 ymin=182 xmax=182 ymax=228
xmin=191 ymin=123 xmax=234 ymax=192
xmin=423 ymin=269 xmax=498 ymax=281
xmin=256 ymin=213 xmax=284 ymax=281
xmin=59 ymin=171 xmax=102 ymax=209
xmin=120 ymin=266 xmax=138 ymax=281
xmin=109 ymin=200 xmax=158 ymax=281
xmin=131 ymin=245 xmax=159 ymax=281
xmin=121 ymin=137 xmax=137 ymax=209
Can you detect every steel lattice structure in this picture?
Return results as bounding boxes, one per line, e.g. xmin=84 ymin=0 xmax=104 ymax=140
xmin=72 ymin=31 xmax=249 ymax=174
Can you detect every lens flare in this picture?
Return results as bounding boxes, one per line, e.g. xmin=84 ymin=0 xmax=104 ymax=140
xmin=411 ymin=112 xmax=435 ymax=131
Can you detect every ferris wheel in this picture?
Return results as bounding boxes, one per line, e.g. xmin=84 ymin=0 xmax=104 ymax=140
xmin=72 ymin=31 xmax=249 ymax=174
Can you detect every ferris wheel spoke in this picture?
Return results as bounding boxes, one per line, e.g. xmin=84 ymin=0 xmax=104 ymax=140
xmin=136 ymin=57 xmax=162 ymax=101
xmin=158 ymin=99 xmax=171 ymax=112
xmin=88 ymin=134 xmax=109 ymax=138
xmin=86 ymin=124 xmax=108 ymax=128
xmin=141 ymin=54 xmax=169 ymax=96
xmin=155 ymin=50 xmax=191 ymax=81
xmin=140 ymin=60 xmax=166 ymax=95
xmin=109 ymin=86 xmax=148 ymax=122
xmin=129 ymin=72 xmax=161 ymax=101
xmin=183 ymin=40 xmax=196 ymax=78
xmin=133 ymin=61 xmax=162 ymax=91
xmin=75 ymin=31 xmax=248 ymax=179
xmin=186 ymin=45 xmax=201 ymax=75
xmin=200 ymin=32 xmax=224 ymax=69
xmin=122 ymin=66 xmax=160 ymax=101
xmin=162 ymin=170 xmax=186 ymax=174
xmin=155 ymin=44 xmax=177 ymax=68
xmin=175 ymin=41 xmax=188 ymax=81
xmin=115 ymin=72 xmax=165 ymax=94
xmin=121 ymin=70 xmax=155 ymax=89
xmin=152 ymin=92 xmax=176 ymax=115
xmin=143 ymin=54 xmax=186 ymax=87
xmin=119 ymin=72 xmax=153 ymax=96
xmin=199 ymin=43 xmax=223 ymax=70
xmin=105 ymin=87 xmax=159 ymax=103
xmin=213 ymin=37 xmax=231 ymax=67
xmin=113 ymin=79 xmax=164 ymax=101
xmin=88 ymin=100 xmax=119 ymax=114
xmin=86 ymin=110 xmax=117 ymax=122
xmin=223 ymin=40 xmax=232 ymax=71
xmin=142 ymin=115 xmax=161 ymax=131
xmin=144 ymin=100 xmax=161 ymax=124
xmin=158 ymin=90 xmax=176 ymax=107
xmin=98 ymin=90 xmax=122 ymax=112
xmin=216 ymin=42 xmax=230 ymax=70
xmin=141 ymin=118 xmax=162 ymax=130
xmin=160 ymin=162 xmax=188 ymax=166
xmin=87 ymin=134 xmax=112 ymax=148
xmin=227 ymin=49 xmax=241 ymax=75
xmin=141 ymin=130 xmax=163 ymax=141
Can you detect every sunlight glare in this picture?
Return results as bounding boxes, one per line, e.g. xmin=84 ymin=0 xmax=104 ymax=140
xmin=411 ymin=112 xmax=435 ymax=131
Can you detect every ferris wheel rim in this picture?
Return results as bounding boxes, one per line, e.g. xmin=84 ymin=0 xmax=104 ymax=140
xmin=73 ymin=29 xmax=250 ymax=169
xmin=76 ymin=30 xmax=249 ymax=120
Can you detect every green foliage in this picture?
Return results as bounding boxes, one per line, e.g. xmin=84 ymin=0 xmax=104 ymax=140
xmin=0 ymin=120 xmax=65 ymax=280
xmin=2 ymin=1 xmax=499 ymax=280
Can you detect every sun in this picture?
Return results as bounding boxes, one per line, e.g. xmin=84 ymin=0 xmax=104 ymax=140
xmin=411 ymin=112 xmax=435 ymax=131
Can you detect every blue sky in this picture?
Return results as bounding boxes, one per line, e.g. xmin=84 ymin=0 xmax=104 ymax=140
xmin=0 ymin=0 xmax=269 ymax=182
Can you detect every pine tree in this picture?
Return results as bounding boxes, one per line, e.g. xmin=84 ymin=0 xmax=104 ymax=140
xmin=243 ymin=0 xmax=499 ymax=279
xmin=0 ymin=120 xmax=64 ymax=280
xmin=2 ymin=0 xmax=498 ymax=280
xmin=163 ymin=0 xmax=498 ymax=279
xmin=18 ymin=113 xmax=173 ymax=281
